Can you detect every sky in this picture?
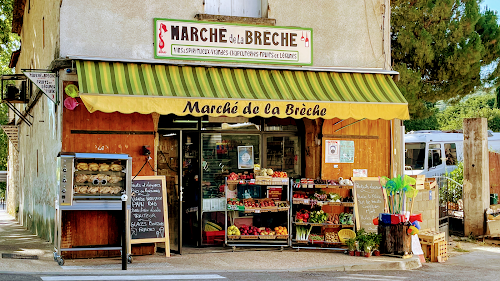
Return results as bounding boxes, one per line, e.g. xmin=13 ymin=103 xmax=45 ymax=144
xmin=482 ymin=0 xmax=500 ymax=17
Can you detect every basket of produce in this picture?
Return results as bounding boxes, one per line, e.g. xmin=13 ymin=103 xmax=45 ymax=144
xmin=338 ymin=229 xmax=356 ymax=244
xmin=227 ymin=225 xmax=241 ymax=239
xmin=324 ymin=231 xmax=340 ymax=243
xmin=309 ymin=234 xmax=324 ymax=244
xmin=240 ymin=235 xmax=259 ymax=239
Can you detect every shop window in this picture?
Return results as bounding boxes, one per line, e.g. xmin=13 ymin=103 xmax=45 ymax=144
xmin=202 ymin=117 xmax=261 ymax=131
xmin=405 ymin=142 xmax=425 ymax=170
xmin=264 ymin=117 xmax=298 ymax=132
xmin=205 ymin=0 xmax=261 ymax=17
xmin=428 ymin=143 xmax=442 ymax=169
xmin=265 ymin=136 xmax=300 ymax=178
xmin=445 ymin=143 xmax=457 ymax=165
xmin=201 ymin=133 xmax=260 ymax=198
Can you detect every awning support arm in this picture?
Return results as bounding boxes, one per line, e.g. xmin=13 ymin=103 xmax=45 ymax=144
xmin=5 ymin=101 xmax=32 ymax=126
xmin=334 ymin=118 xmax=366 ymax=132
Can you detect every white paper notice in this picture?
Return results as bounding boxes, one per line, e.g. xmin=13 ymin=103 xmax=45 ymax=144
xmin=325 ymin=140 xmax=340 ymax=163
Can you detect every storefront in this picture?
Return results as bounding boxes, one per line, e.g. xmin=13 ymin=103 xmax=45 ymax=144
xmin=69 ymin=58 xmax=409 ymax=254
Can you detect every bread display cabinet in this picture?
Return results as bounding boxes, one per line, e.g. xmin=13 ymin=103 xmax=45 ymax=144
xmin=291 ymin=178 xmax=356 ymax=250
xmin=53 ymin=153 xmax=132 ymax=266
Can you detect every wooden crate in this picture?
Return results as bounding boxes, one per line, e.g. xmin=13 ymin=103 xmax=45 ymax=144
xmin=418 ymin=231 xmax=445 ymax=245
xmin=421 ymin=241 xmax=447 ymax=262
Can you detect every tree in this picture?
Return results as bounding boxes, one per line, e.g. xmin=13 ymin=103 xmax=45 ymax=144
xmin=0 ymin=0 xmax=18 ymax=198
xmin=435 ymin=94 xmax=500 ymax=131
xmin=391 ymin=0 xmax=500 ymax=119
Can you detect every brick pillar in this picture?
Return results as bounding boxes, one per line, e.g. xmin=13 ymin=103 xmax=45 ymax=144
xmin=463 ymin=118 xmax=490 ymax=236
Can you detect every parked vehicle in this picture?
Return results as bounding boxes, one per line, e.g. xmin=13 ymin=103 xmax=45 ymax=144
xmin=404 ymin=130 xmax=500 ymax=177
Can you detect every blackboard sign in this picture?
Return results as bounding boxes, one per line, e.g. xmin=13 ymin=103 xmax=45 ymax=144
xmin=352 ymin=177 xmax=385 ymax=233
xmin=130 ymin=176 xmax=169 ymax=256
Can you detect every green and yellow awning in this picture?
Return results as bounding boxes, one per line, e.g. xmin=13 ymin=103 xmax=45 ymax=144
xmin=76 ymin=60 xmax=409 ymax=120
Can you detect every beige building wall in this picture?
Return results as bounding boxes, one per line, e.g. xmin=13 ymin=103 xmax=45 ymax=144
xmin=7 ymin=0 xmax=62 ymax=241
xmin=60 ymin=0 xmax=390 ymax=69
xmin=412 ymin=188 xmax=439 ymax=231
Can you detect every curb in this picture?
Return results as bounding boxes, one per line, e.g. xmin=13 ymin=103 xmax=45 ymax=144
xmin=302 ymin=257 xmax=422 ymax=272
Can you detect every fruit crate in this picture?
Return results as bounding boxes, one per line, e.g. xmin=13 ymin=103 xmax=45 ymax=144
xmin=203 ymin=230 xmax=225 ymax=245
xmin=276 ymin=234 xmax=289 ymax=240
xmin=240 ymin=235 xmax=259 ymax=239
xmin=227 ymin=235 xmax=240 ymax=240
xmin=421 ymin=241 xmax=447 ymax=262
xmin=259 ymin=235 xmax=276 ymax=240
xmin=418 ymin=231 xmax=445 ymax=245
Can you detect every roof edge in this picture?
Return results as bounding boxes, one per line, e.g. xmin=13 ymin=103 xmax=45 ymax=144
xmin=65 ymin=56 xmax=400 ymax=75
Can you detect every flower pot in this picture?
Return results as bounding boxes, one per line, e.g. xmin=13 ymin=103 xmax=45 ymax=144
xmin=349 ymin=250 xmax=355 ymax=256
xmin=373 ymin=250 xmax=380 ymax=256
xmin=355 ymin=251 xmax=361 ymax=256
xmin=364 ymin=251 xmax=371 ymax=258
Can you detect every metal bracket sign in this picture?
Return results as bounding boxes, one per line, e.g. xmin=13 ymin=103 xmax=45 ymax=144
xmin=23 ymin=71 xmax=58 ymax=104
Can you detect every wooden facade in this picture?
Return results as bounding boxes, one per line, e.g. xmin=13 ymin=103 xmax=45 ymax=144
xmin=321 ymin=118 xmax=392 ymax=180
xmin=490 ymin=151 xmax=500 ymax=195
xmin=61 ymin=86 xmax=156 ymax=257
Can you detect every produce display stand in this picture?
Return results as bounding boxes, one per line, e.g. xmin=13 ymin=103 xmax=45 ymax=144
xmin=290 ymin=180 xmax=356 ymax=251
xmin=224 ymin=178 xmax=291 ymax=251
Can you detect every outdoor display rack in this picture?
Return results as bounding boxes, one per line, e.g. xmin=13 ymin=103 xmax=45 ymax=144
xmin=53 ymin=153 xmax=132 ymax=266
xmin=224 ymin=177 xmax=291 ymax=251
xmin=291 ymin=179 xmax=356 ymax=251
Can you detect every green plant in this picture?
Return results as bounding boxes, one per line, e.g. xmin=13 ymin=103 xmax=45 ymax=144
xmin=441 ymin=161 xmax=463 ymax=204
xmin=345 ymin=237 xmax=356 ymax=251
xmin=355 ymin=229 xmax=368 ymax=252
xmin=370 ymin=232 xmax=382 ymax=251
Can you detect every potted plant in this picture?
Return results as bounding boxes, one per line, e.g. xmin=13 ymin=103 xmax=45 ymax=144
xmin=345 ymin=237 xmax=356 ymax=256
xmin=371 ymin=233 xmax=382 ymax=256
xmin=355 ymin=229 xmax=367 ymax=257
xmin=363 ymin=236 xmax=375 ymax=257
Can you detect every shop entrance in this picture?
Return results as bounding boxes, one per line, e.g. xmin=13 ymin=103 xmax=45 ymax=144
xmin=158 ymin=130 xmax=200 ymax=254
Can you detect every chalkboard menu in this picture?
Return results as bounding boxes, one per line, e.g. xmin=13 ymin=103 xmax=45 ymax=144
xmin=130 ymin=176 xmax=169 ymax=255
xmin=353 ymin=177 xmax=385 ymax=233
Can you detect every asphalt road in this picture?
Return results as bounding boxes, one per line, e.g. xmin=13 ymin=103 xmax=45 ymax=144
xmin=2 ymin=244 xmax=500 ymax=281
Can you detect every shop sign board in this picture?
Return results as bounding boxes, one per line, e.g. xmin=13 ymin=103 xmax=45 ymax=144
xmin=154 ymin=18 xmax=313 ymax=65
xmin=324 ymin=140 xmax=354 ymax=163
xmin=352 ymin=177 xmax=385 ymax=233
xmin=23 ymin=71 xmax=57 ymax=104
xmin=130 ymin=176 xmax=169 ymax=256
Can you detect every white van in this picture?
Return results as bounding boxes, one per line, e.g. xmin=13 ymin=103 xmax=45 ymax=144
xmin=404 ymin=130 xmax=500 ymax=177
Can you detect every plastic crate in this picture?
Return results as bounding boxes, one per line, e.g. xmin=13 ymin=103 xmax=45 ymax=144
xmin=203 ymin=230 xmax=225 ymax=245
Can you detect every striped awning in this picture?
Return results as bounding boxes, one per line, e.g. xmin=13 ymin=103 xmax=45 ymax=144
xmin=76 ymin=60 xmax=409 ymax=120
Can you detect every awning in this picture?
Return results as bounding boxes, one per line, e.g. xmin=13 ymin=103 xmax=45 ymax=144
xmin=76 ymin=60 xmax=409 ymax=120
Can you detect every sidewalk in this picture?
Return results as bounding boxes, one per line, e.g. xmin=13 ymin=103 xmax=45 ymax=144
xmin=0 ymin=206 xmax=421 ymax=274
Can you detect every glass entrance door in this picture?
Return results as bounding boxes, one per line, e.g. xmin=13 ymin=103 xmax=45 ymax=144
xmin=158 ymin=131 xmax=181 ymax=254
xmin=158 ymin=130 xmax=201 ymax=254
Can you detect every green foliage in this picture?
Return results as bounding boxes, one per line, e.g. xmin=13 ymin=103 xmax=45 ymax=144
xmin=391 ymin=0 xmax=500 ymax=119
xmin=441 ymin=162 xmax=464 ymax=204
xmin=0 ymin=0 xmax=18 ymax=198
xmin=403 ymin=106 xmax=439 ymax=132
xmin=345 ymin=237 xmax=356 ymax=251
xmin=436 ymin=94 xmax=500 ymax=131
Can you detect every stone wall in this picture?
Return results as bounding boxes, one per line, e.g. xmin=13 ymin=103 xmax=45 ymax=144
xmin=60 ymin=0 xmax=390 ymax=69
xmin=411 ymin=187 xmax=439 ymax=231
